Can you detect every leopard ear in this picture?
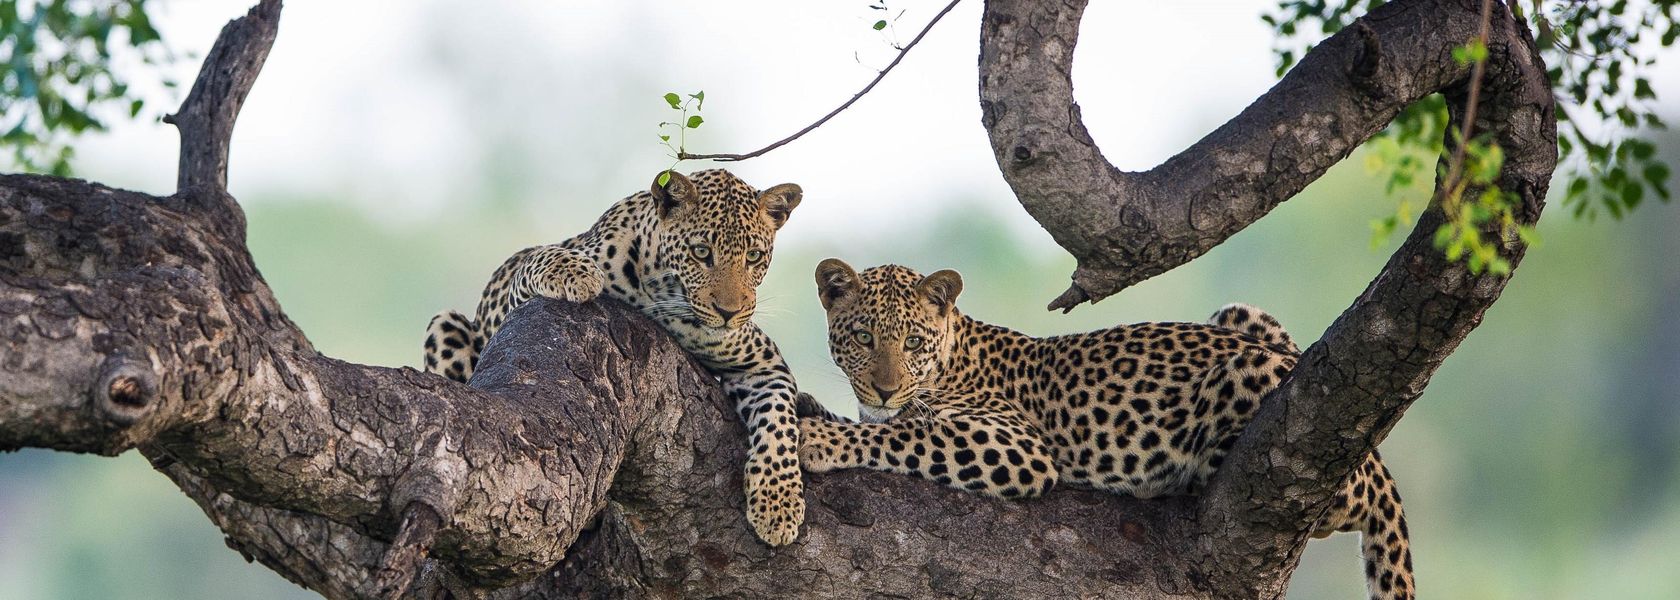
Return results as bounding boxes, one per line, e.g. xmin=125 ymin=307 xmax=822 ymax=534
xmin=815 ymin=258 xmax=861 ymax=311
xmin=916 ymin=269 xmax=964 ymax=313
xmin=651 ymin=170 xmax=698 ymax=218
xmin=757 ymin=183 xmax=802 ymax=229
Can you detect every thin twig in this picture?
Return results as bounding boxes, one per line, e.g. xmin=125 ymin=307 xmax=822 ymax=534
xmin=677 ymin=0 xmax=963 ymax=162
xmin=1438 ymin=0 xmax=1496 ymax=204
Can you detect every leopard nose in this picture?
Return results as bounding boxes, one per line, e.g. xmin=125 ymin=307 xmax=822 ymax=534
xmin=871 ymin=384 xmax=899 ymax=402
xmin=711 ymin=303 xmax=741 ymax=321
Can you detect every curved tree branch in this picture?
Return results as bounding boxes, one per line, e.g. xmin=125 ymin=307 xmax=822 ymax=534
xmin=980 ymin=0 xmax=1546 ymax=311
xmin=980 ymin=0 xmax=1553 ymax=596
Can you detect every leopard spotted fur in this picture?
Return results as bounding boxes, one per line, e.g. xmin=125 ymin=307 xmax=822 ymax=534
xmin=798 ymin=261 xmax=1415 ymax=599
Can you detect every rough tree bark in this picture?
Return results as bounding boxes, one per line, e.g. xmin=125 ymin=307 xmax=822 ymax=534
xmin=0 ymin=0 xmax=1552 ymax=599
xmin=979 ymin=0 xmax=1553 ymax=596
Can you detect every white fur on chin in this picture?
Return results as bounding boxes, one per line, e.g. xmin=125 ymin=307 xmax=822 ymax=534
xmin=858 ymin=404 xmax=900 ymax=424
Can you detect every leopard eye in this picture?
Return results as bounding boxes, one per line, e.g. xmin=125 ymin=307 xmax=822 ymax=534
xmin=745 ymin=249 xmax=765 ymax=264
xmin=853 ymin=330 xmax=873 ymax=346
xmin=690 ymin=244 xmax=712 ymax=261
xmin=904 ymin=336 xmax=925 ymax=350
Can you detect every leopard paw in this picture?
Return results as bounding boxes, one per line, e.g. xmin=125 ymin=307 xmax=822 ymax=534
xmin=746 ymin=472 xmax=804 ymax=546
xmin=555 ymin=264 xmax=606 ymax=303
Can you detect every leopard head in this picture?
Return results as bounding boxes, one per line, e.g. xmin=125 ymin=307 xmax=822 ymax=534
xmin=647 ymin=169 xmax=801 ymax=330
xmin=815 ymin=259 xmax=964 ymax=422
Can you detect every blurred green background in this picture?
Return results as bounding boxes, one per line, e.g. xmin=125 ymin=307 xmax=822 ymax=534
xmin=3 ymin=1 xmax=1678 ymax=598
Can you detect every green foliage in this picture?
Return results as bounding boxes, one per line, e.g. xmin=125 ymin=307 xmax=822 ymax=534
xmin=1539 ymin=0 xmax=1677 ymax=219
xmin=655 ymin=89 xmax=704 ymax=171
xmin=0 ymin=0 xmax=180 ymax=175
xmin=1266 ymin=0 xmax=1678 ymax=272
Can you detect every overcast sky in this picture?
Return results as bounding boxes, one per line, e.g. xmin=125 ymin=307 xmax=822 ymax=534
xmin=67 ymin=1 xmax=1680 ymax=251
xmin=65 ymin=2 xmax=1300 ymax=245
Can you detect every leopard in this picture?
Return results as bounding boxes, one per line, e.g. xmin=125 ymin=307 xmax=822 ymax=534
xmin=795 ymin=259 xmax=1415 ymax=600
xmin=421 ymin=169 xmax=808 ymax=546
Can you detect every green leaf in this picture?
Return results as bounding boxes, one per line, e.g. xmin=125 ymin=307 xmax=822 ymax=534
xmin=686 ymin=115 xmax=703 ymax=129
xmin=657 ymin=171 xmax=672 ymax=187
xmin=1446 ymin=236 xmax=1467 ymax=261
xmin=1432 ymin=224 xmax=1454 ymax=249
xmin=1622 ymin=180 xmax=1644 ymax=208
xmin=1645 ymin=163 xmax=1672 ymax=187
xmin=659 ymin=135 xmax=670 ymax=142
xmin=1634 ymin=78 xmax=1656 ymax=99
xmin=663 ymin=93 xmax=681 ymax=109
xmin=873 ymin=20 xmax=887 ymax=30
xmin=1486 ymin=257 xmax=1512 ymax=276
xmin=128 ymin=99 xmax=142 ymax=118
xmin=1628 ymin=139 xmax=1656 ymax=160
xmin=1452 ymin=40 xmax=1487 ymax=66
xmin=690 ymin=90 xmax=705 ymax=111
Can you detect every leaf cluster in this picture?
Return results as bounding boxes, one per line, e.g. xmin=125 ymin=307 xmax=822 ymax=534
xmin=655 ymin=90 xmax=704 ymax=183
xmin=1267 ymin=0 xmax=1677 ymax=272
xmin=1 ymin=0 xmax=179 ymax=174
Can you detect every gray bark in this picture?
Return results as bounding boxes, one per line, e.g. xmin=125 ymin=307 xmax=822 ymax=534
xmin=979 ymin=0 xmax=1553 ymax=596
xmin=0 ymin=0 xmax=1554 ymax=598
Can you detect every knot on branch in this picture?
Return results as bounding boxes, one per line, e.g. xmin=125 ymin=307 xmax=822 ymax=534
xmin=1348 ymin=21 xmax=1387 ymax=98
xmin=1006 ymin=131 xmax=1052 ymax=169
xmin=95 ymin=358 xmax=157 ymax=426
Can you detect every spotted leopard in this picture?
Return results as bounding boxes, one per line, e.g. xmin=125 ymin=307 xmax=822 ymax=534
xmin=797 ymin=260 xmax=1415 ymax=600
xmin=422 ymin=169 xmax=807 ymax=546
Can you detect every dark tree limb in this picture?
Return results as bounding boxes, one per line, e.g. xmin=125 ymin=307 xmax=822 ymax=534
xmin=980 ymin=0 xmax=1553 ymax=596
xmin=979 ymin=0 xmax=1546 ymax=311
xmin=376 ymin=502 xmax=443 ymax=598
xmin=0 ymin=169 xmax=1218 ymax=597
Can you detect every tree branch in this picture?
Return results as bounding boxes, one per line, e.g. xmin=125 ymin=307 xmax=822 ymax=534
xmin=0 ymin=171 xmax=1238 ymax=598
xmin=979 ymin=0 xmax=1543 ymax=311
xmin=980 ymin=0 xmax=1554 ymax=596
xmin=162 ymin=0 xmax=281 ymax=193
xmin=677 ymin=0 xmax=963 ymax=162
xmin=1196 ymin=3 xmax=1554 ymax=594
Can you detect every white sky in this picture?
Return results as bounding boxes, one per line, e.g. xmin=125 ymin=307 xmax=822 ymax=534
xmin=64 ymin=0 xmax=1680 ymax=250
xmin=68 ymin=1 xmax=1289 ymax=248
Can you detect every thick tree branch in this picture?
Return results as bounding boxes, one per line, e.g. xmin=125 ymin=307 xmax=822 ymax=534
xmin=0 ymin=173 xmax=1230 ymax=598
xmin=1196 ymin=4 xmax=1554 ymax=594
xmin=981 ymin=0 xmax=1553 ymax=596
xmin=979 ymin=0 xmax=1542 ymax=311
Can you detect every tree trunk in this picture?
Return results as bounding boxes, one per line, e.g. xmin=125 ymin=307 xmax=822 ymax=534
xmin=0 ymin=0 xmax=1553 ymax=598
